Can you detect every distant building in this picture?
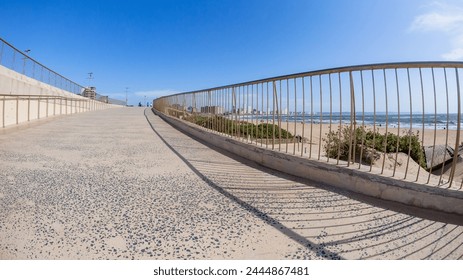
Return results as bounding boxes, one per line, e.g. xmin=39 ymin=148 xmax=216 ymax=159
xmin=200 ymin=106 xmax=224 ymax=114
xmin=82 ymin=87 xmax=97 ymax=99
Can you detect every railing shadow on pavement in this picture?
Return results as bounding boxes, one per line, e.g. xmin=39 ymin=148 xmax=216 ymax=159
xmin=145 ymin=108 xmax=463 ymax=260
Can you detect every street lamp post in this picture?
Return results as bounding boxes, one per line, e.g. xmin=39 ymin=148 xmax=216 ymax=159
xmin=125 ymin=87 xmax=128 ymax=106
xmin=22 ymin=49 xmax=30 ymax=74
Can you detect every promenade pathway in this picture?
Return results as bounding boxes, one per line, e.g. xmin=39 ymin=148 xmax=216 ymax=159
xmin=0 ymin=107 xmax=462 ymax=259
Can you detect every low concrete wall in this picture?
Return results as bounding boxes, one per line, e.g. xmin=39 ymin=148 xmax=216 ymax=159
xmin=154 ymin=109 xmax=463 ymax=215
xmin=0 ymin=65 xmax=118 ymax=128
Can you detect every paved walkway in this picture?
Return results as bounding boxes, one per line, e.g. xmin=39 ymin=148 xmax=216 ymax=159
xmin=0 ymin=107 xmax=462 ymax=259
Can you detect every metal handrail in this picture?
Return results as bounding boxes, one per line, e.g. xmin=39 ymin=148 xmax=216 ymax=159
xmin=1 ymin=93 xmax=116 ymax=128
xmin=162 ymin=62 xmax=463 ymax=97
xmin=0 ymin=37 xmax=125 ymax=104
xmin=0 ymin=37 xmax=84 ymax=94
xmin=154 ymin=61 xmax=463 ymax=189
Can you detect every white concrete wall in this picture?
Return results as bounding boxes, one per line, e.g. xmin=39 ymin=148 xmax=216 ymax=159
xmin=0 ymin=65 xmax=119 ymax=128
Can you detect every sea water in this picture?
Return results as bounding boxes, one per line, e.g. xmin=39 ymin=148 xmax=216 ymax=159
xmin=239 ymin=113 xmax=462 ymax=130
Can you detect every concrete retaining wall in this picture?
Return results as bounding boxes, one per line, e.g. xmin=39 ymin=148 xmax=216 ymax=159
xmin=154 ymin=109 xmax=463 ymax=215
xmin=0 ymin=65 xmax=117 ymax=128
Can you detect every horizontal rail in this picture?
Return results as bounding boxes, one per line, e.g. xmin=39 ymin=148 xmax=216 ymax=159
xmin=154 ymin=61 xmax=463 ymax=190
xmin=163 ymin=61 xmax=463 ymax=97
xmin=1 ymin=94 xmax=117 ymax=128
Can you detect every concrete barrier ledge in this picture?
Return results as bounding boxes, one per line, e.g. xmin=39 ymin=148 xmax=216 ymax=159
xmin=153 ymin=109 xmax=463 ymax=215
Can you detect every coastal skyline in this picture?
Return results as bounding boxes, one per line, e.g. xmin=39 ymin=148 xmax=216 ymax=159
xmin=1 ymin=0 xmax=463 ymax=105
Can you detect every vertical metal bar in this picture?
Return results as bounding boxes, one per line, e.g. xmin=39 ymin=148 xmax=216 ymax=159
xmin=304 ymin=76 xmax=313 ymax=158
xmin=255 ymin=85 xmax=258 ymax=144
xmin=279 ymin=80 xmax=282 ymax=151
xmin=261 ymin=83 xmax=264 ymax=147
xmin=243 ymin=85 xmax=246 ymax=141
xmin=381 ymin=69 xmax=389 ymax=174
xmin=370 ymin=70 xmax=377 ymax=172
xmin=266 ymin=82 xmax=269 ymax=148
xmin=272 ymin=82 xmax=276 ymax=150
xmin=358 ymin=71 xmax=366 ymax=169
xmin=448 ymin=68 xmax=461 ymax=188
xmin=308 ymin=76 xmax=312 ymax=158
xmin=232 ymin=87 xmax=237 ymax=138
xmin=440 ymin=68 xmax=450 ymax=185
xmin=302 ymin=77 xmax=306 ymax=157
xmin=216 ymin=90 xmax=219 ymax=134
xmin=416 ymin=68 xmax=425 ymax=182
xmin=348 ymin=71 xmax=355 ymax=167
xmin=228 ymin=88 xmax=231 ymax=137
xmin=286 ymin=79 xmax=290 ymax=153
xmin=393 ymin=68 xmax=400 ymax=177
xmin=327 ymin=74 xmax=333 ymax=163
xmin=427 ymin=68 xmax=438 ymax=184
xmin=251 ymin=84 xmax=257 ymax=145
xmin=237 ymin=86 xmax=241 ymax=139
xmin=246 ymin=85 xmax=250 ymax=143
xmin=336 ymin=73 xmax=342 ymax=165
xmin=318 ymin=75 xmax=323 ymax=161
xmin=293 ymin=78 xmax=297 ymax=155
xmin=404 ymin=68 xmax=413 ymax=180
xmin=208 ymin=90 xmax=212 ymax=131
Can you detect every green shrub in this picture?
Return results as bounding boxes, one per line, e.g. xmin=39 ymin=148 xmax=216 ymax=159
xmin=186 ymin=115 xmax=293 ymax=140
xmin=323 ymin=125 xmax=426 ymax=168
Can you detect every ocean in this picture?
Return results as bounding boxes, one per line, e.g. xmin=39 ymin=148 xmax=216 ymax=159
xmin=241 ymin=113 xmax=462 ymax=130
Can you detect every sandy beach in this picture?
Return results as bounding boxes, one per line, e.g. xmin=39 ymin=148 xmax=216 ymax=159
xmin=231 ymin=119 xmax=463 ymax=187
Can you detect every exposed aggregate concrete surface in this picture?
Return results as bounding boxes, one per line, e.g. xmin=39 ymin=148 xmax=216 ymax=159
xmin=0 ymin=107 xmax=462 ymax=259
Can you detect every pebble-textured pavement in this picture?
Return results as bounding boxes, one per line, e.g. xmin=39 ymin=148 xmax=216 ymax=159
xmin=0 ymin=107 xmax=462 ymax=259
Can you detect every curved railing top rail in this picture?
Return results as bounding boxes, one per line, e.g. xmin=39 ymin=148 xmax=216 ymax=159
xmin=154 ymin=61 xmax=463 ymax=190
xmin=165 ymin=61 xmax=463 ymax=97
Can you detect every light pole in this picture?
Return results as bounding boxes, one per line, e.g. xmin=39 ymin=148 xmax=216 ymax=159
xmin=22 ymin=49 xmax=31 ymax=74
xmin=87 ymin=72 xmax=93 ymax=86
xmin=125 ymin=87 xmax=129 ymax=106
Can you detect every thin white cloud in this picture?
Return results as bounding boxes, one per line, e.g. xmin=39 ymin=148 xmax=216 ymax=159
xmin=410 ymin=12 xmax=463 ymax=32
xmin=410 ymin=1 xmax=463 ymax=60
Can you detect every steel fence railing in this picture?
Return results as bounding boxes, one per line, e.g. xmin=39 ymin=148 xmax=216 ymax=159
xmin=154 ymin=62 xmax=463 ymax=189
xmin=0 ymin=37 xmax=84 ymax=95
xmin=0 ymin=37 xmax=125 ymax=105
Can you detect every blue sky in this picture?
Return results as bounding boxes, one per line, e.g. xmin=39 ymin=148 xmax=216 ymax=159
xmin=1 ymin=0 xmax=463 ymax=105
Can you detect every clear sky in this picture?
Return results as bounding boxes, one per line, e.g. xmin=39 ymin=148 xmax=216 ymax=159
xmin=1 ymin=0 xmax=463 ymax=105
